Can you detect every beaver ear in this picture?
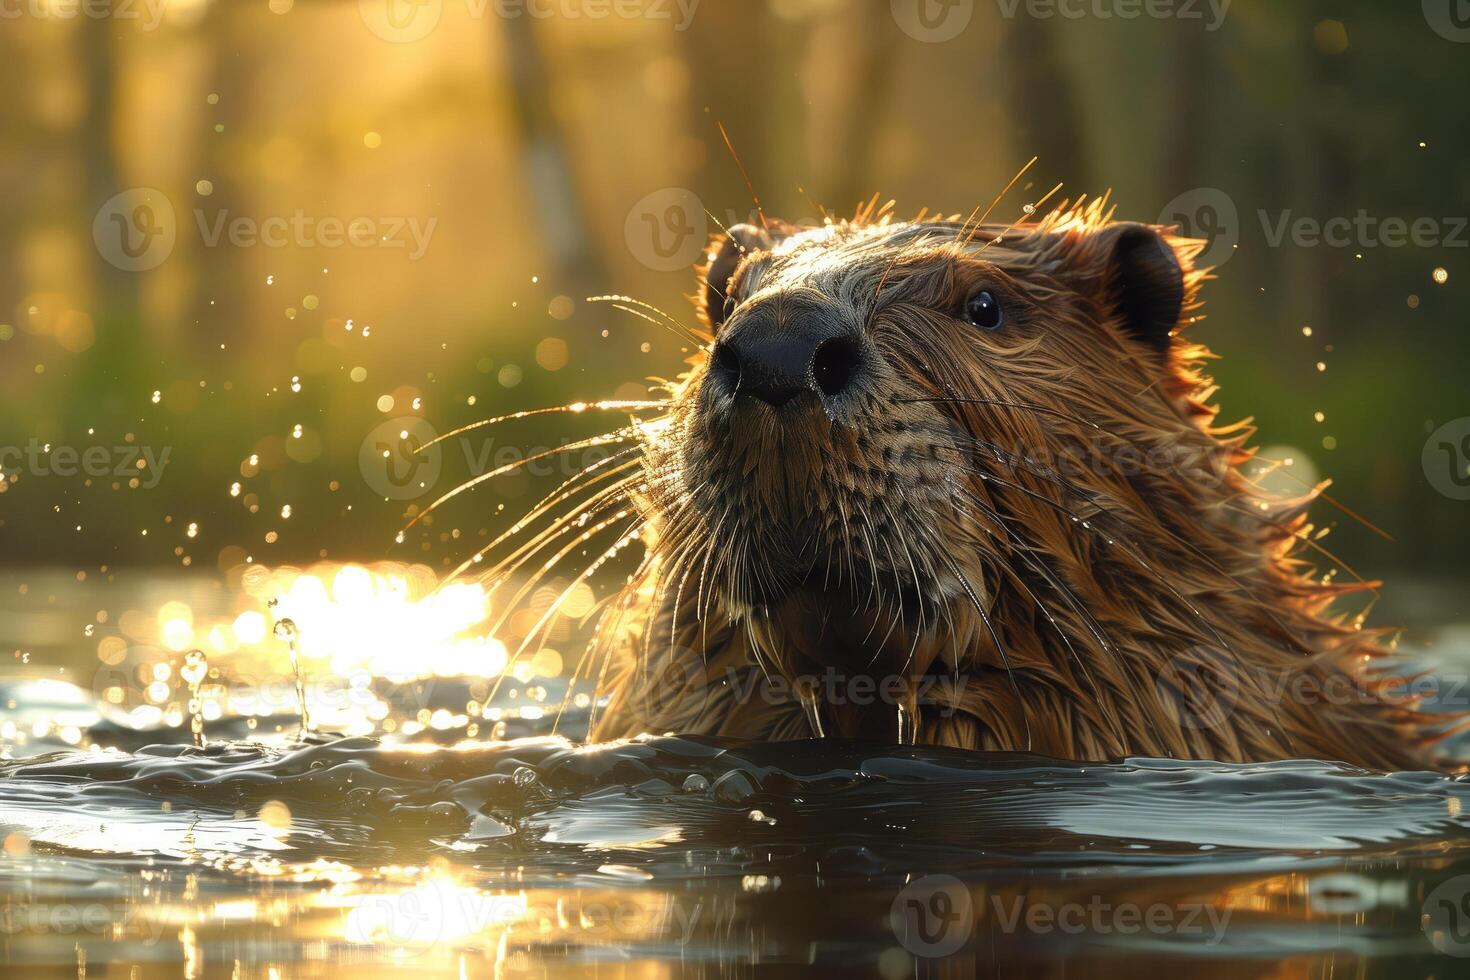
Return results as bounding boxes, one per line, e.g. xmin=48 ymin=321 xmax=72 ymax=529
xmin=1095 ymin=223 xmax=1186 ymax=354
xmin=701 ymin=223 xmax=780 ymax=328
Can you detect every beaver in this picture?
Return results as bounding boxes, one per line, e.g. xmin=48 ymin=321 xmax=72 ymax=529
xmin=564 ymin=197 xmax=1459 ymax=771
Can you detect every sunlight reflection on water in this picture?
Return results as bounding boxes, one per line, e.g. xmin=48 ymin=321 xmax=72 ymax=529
xmin=2 ymin=571 xmax=1470 ymax=974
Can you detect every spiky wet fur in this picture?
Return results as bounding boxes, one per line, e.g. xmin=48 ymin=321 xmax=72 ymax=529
xmin=581 ymin=199 xmax=1460 ymax=770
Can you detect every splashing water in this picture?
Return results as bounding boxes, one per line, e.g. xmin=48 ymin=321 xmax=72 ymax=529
xmin=3 ymin=730 xmax=1470 ymax=973
xmin=5 ymin=570 xmax=1470 ymax=973
xmin=796 ymin=679 xmax=825 ymax=738
xmin=181 ymin=649 xmax=209 ymax=749
xmin=268 ymin=599 xmax=312 ymax=737
xmin=895 ymin=699 xmax=917 ymax=746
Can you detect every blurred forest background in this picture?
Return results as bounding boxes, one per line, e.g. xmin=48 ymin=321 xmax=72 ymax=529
xmin=0 ymin=0 xmax=1466 ymax=596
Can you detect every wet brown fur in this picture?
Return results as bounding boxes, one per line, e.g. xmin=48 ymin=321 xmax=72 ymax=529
xmin=577 ymin=198 xmax=1463 ymax=771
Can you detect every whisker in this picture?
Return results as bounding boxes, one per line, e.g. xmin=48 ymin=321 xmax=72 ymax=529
xmin=481 ymin=479 xmax=642 ymax=587
xmin=550 ymin=589 xmax=621 ymax=737
xmin=972 ymin=182 xmax=1065 ymax=253
xmin=958 ymin=155 xmax=1037 ymax=245
xmin=938 ymin=433 xmax=1324 ymax=652
xmin=937 ymin=550 xmax=1032 ymax=751
xmin=505 ymin=518 xmax=646 ymax=694
xmin=401 ymin=427 xmax=643 ymax=532
xmin=943 ymin=450 xmax=1293 ymax=755
xmin=421 ymin=400 xmax=669 ymax=451
xmin=717 ymin=120 xmax=768 ymax=231
xmin=440 ymin=450 xmax=644 ymax=587
xmin=588 ymin=295 xmax=709 ymax=347
xmin=481 ymin=510 xmax=645 ymax=711
xmin=1237 ymin=463 xmax=1395 ymax=543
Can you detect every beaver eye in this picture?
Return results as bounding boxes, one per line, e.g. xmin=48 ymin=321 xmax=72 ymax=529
xmin=963 ymin=290 xmax=1003 ymax=331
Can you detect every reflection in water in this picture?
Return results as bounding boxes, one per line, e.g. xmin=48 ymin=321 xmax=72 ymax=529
xmin=3 ymin=732 xmax=1470 ymax=973
xmin=3 ymin=569 xmax=1470 ymax=974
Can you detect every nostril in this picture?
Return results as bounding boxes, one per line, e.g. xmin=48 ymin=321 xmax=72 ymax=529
xmin=812 ymin=337 xmax=861 ymax=400
xmin=710 ymin=341 xmax=741 ymax=391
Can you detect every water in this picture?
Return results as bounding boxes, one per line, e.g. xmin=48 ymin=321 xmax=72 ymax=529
xmin=4 ymin=570 xmax=1470 ymax=975
xmin=5 ymin=733 xmax=1470 ymax=974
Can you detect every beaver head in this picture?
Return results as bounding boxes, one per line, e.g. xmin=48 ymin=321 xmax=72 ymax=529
xmin=642 ymin=201 xmax=1214 ymax=657
xmin=587 ymin=200 xmax=1439 ymax=768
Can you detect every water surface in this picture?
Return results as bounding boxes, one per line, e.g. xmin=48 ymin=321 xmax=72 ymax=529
xmin=3 ymin=569 xmax=1470 ymax=976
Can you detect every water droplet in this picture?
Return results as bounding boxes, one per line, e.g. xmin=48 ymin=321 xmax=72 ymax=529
xmin=896 ymin=702 xmax=917 ymax=746
xmin=797 ymin=680 xmax=825 ymax=738
xmin=182 ymin=649 xmax=209 ymax=748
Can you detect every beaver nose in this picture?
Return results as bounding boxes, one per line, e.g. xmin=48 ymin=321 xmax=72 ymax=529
xmin=709 ymin=307 xmax=862 ymax=408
